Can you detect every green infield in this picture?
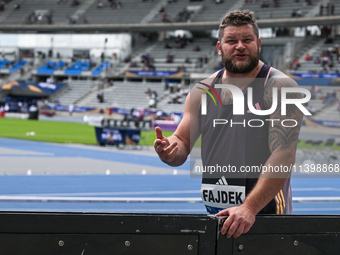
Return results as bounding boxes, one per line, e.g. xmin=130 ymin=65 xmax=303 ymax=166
xmin=0 ymin=118 xmax=176 ymax=145
xmin=0 ymin=118 xmax=338 ymax=150
xmin=0 ymin=118 xmax=97 ymax=144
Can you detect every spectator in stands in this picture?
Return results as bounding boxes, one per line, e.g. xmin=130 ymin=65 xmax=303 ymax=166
xmin=314 ymin=56 xmax=320 ymax=64
xmin=177 ymin=65 xmax=186 ymax=72
xmin=215 ymin=0 xmax=222 ymax=3
xmin=162 ymin=12 xmax=171 ymax=22
xmin=0 ymin=2 xmax=5 ymax=11
xmin=331 ymin=3 xmax=335 ymax=15
xmin=129 ymin=61 xmax=137 ymax=67
xmin=145 ymin=88 xmax=152 ymax=96
xmin=166 ymin=51 xmax=174 ymax=63
xmin=71 ymin=0 xmax=80 ymax=6
xmin=13 ymin=3 xmax=20 ymax=9
xmin=141 ymin=52 xmax=150 ymax=64
xmin=261 ymin=1 xmax=270 ymax=7
xmin=97 ymin=93 xmax=104 ymax=103
xmin=192 ymin=45 xmax=201 ymax=51
xmin=305 ymin=53 xmax=311 ymax=61
xmin=326 ymin=2 xmax=331 ymax=15
xmin=178 ymin=9 xmax=191 ymax=22
xmin=196 ymin=57 xmax=203 ymax=68
xmin=165 ymin=42 xmax=173 ymax=49
xmin=148 ymin=91 xmax=158 ymax=108
xmin=110 ymin=1 xmax=122 ymax=9
xmin=148 ymin=59 xmax=156 ymax=71
xmin=97 ymin=2 xmax=103 ymax=8
xmin=175 ymin=35 xmax=187 ymax=49
xmin=319 ymin=3 xmax=324 ymax=15
xmin=273 ymin=0 xmax=279 ymax=7
xmin=83 ymin=16 xmax=88 ymax=23
xmin=185 ymin=56 xmax=191 ymax=63
xmin=293 ymin=60 xmax=300 ymax=70
xmin=291 ymin=9 xmax=302 ymax=17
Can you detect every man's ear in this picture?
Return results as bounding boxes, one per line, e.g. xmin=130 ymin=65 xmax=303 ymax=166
xmin=217 ymin=41 xmax=222 ymax=56
xmin=258 ymin=38 xmax=262 ymax=52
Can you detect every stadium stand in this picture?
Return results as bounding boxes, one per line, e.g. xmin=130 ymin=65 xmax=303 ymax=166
xmin=52 ymin=79 xmax=95 ymax=106
xmin=149 ymin=0 xmax=193 ymax=23
xmin=0 ymin=0 xmax=338 ymax=124
xmin=83 ymin=0 xmax=162 ymax=24
xmin=294 ymin=36 xmax=340 ymax=73
xmin=238 ymin=0 xmax=321 ymax=20
xmin=124 ymin=37 xmax=217 ymax=74
xmin=2 ymin=0 xmax=76 ymax=24
xmin=77 ymin=81 xmax=167 ymax=109
xmin=191 ymin=0 xmax=241 ymax=22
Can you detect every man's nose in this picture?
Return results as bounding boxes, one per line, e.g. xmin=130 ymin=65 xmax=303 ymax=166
xmin=235 ymin=41 xmax=246 ymax=50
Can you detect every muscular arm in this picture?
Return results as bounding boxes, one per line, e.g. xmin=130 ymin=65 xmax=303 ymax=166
xmin=156 ymin=92 xmax=200 ymax=167
xmin=243 ymin=72 xmax=303 ymax=214
xmin=217 ymin=71 xmax=305 ymax=238
xmin=154 ymin=72 xmax=218 ymax=166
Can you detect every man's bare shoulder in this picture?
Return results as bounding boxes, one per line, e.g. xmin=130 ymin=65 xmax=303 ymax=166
xmin=184 ymin=69 xmax=223 ymax=114
xmin=195 ymin=69 xmax=222 ymax=87
xmin=266 ymin=67 xmax=298 ymax=89
xmin=264 ymin=67 xmax=301 ymax=109
xmin=189 ymin=69 xmax=223 ymax=98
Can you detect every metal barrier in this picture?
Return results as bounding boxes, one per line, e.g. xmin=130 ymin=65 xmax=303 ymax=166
xmin=0 ymin=212 xmax=339 ymax=254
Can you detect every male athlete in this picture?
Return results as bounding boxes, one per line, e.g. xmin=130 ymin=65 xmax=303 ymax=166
xmin=154 ymin=10 xmax=305 ymax=238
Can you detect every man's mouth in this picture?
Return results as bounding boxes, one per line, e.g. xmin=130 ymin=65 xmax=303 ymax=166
xmin=235 ymin=54 xmax=247 ymax=58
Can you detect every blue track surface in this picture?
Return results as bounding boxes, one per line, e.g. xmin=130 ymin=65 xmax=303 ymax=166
xmin=0 ymin=138 xmax=190 ymax=170
xmin=0 ymin=138 xmax=340 ymax=214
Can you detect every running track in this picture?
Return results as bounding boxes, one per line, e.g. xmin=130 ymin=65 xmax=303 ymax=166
xmin=0 ymin=138 xmax=339 ymax=214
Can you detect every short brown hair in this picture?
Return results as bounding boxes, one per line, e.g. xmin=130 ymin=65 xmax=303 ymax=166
xmin=218 ymin=10 xmax=259 ymax=41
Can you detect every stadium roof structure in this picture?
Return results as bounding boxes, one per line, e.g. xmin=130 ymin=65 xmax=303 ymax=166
xmin=0 ymin=16 xmax=339 ymax=33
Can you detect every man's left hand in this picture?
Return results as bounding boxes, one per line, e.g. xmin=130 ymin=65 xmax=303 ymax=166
xmin=215 ymin=204 xmax=256 ymax=238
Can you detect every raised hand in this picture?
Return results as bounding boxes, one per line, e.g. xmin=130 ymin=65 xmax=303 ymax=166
xmin=154 ymin=126 xmax=178 ymax=163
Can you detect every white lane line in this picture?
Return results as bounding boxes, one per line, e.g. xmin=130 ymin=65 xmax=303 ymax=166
xmin=12 ymin=187 xmax=340 ymax=197
xmin=0 ymin=196 xmax=340 ymax=203
xmin=293 ymin=187 xmax=340 ymax=192
xmin=293 ymin=197 xmax=340 ymax=202
xmin=10 ymin=190 xmax=201 ymax=197
xmin=294 ymin=208 xmax=340 ymax=211
xmin=0 ymin=196 xmax=203 ymax=203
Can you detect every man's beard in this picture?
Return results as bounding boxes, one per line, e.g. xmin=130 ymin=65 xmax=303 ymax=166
xmin=222 ymin=48 xmax=259 ymax=74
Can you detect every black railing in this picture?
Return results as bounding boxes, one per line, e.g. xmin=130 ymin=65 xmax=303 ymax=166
xmin=0 ymin=212 xmax=339 ymax=254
